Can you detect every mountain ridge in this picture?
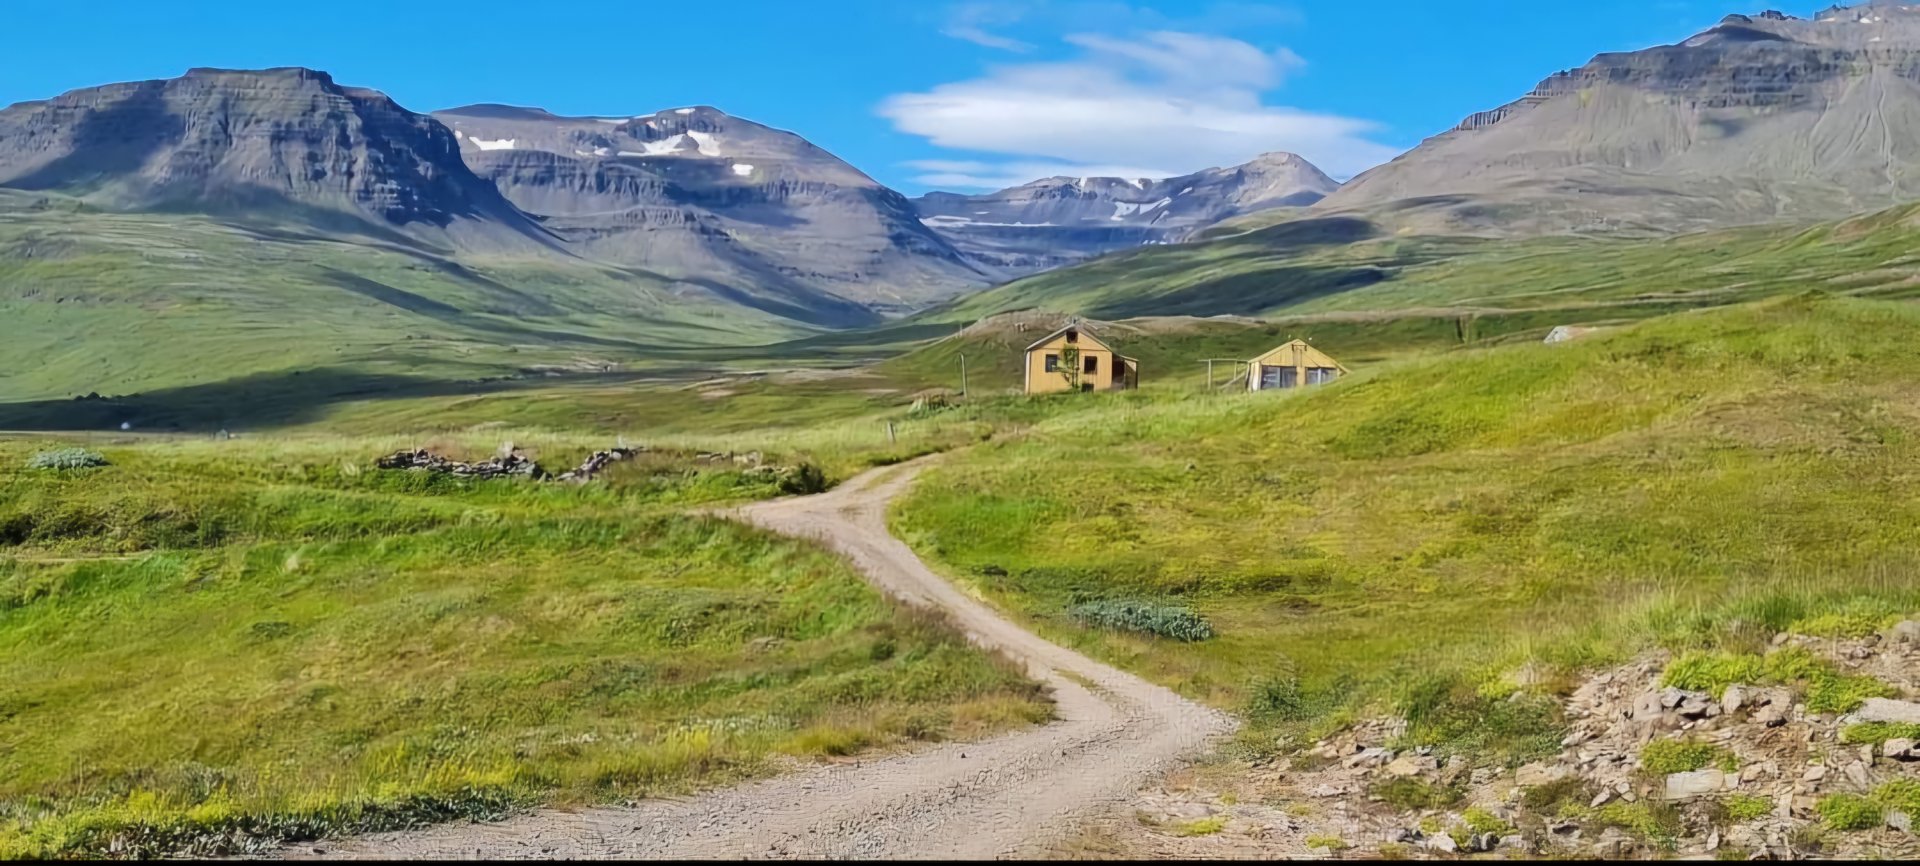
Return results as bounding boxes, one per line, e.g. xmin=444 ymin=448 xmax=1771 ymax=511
xmin=912 ymin=152 xmax=1339 ymax=274
xmin=1316 ymin=2 xmax=1920 ymax=235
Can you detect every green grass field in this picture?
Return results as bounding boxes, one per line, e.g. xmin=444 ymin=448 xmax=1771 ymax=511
xmin=0 ymin=436 xmax=1048 ymax=858
xmin=0 ymin=191 xmax=811 ymax=403
xmin=892 ymin=295 xmax=1920 ymax=760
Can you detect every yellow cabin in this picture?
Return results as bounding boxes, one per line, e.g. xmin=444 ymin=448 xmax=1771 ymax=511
xmin=1248 ymin=340 xmax=1346 ymax=391
xmin=1023 ymin=323 xmax=1139 ymax=394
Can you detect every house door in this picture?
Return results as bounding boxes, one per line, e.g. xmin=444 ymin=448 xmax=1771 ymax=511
xmin=1260 ymin=366 xmax=1297 ymax=389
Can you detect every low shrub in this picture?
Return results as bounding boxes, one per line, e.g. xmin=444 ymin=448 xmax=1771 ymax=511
xmin=1875 ymin=779 xmax=1920 ymax=818
xmin=1396 ymin=677 xmax=1564 ymax=767
xmin=1839 ymin=721 xmax=1920 ymax=746
xmin=1722 ymin=794 xmax=1773 ymax=823
xmin=1816 ymin=793 xmax=1882 ymax=831
xmin=1370 ymin=776 xmax=1466 ymax=811
xmin=1591 ymin=800 xmax=1684 ymax=843
xmin=1520 ymin=777 xmax=1591 ymax=812
xmin=776 ymin=463 xmax=829 ymax=496
xmin=1174 ymin=816 xmax=1226 ymax=837
xmin=25 ymin=448 xmax=108 ymax=471
xmin=1662 ymin=647 xmax=1894 ymax=713
xmin=1304 ymin=833 xmax=1348 ymax=850
xmin=1462 ymin=805 xmax=1515 ymax=836
xmin=1641 ymin=739 xmax=1736 ymax=775
xmin=1066 ymin=599 xmax=1214 ymax=642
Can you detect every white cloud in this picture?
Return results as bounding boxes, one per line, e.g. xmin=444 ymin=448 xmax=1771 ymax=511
xmin=880 ymin=29 xmax=1400 ymax=188
xmin=941 ymin=2 xmax=1035 ymax=52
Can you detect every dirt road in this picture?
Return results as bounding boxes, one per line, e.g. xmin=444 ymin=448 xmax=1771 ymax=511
xmin=303 ymin=458 xmax=1234 ymax=860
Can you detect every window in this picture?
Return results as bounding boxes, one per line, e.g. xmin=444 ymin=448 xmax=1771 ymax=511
xmin=1306 ymin=367 xmax=1339 ymax=386
xmin=1043 ymin=353 xmax=1060 ymax=372
xmin=1083 ymin=355 xmax=1099 ymax=374
xmin=1261 ymin=366 xmax=1298 ymax=389
xmin=1064 ymin=329 xmax=1079 ymax=344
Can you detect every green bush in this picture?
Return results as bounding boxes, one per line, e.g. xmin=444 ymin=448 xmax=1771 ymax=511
xmin=1875 ymin=780 xmax=1920 ymax=818
xmin=1840 ymin=722 xmax=1920 ymax=745
xmin=1816 ymin=793 xmax=1882 ymax=831
xmin=1722 ymin=794 xmax=1773 ymax=823
xmin=1462 ymin=805 xmax=1515 ymax=836
xmin=25 ymin=448 xmax=109 ymax=471
xmin=776 ymin=463 xmax=829 ymax=496
xmin=1397 ymin=677 xmax=1564 ymax=766
xmin=1641 ymin=739 xmax=1735 ymax=775
xmin=1370 ymin=776 xmax=1465 ymax=811
xmin=1591 ymin=801 xmax=1684 ymax=842
xmin=1662 ymin=647 xmax=1894 ymax=714
xmin=1066 ymin=599 xmax=1214 ymax=642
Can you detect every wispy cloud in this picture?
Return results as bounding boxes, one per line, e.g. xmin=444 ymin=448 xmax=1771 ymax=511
xmin=880 ymin=28 xmax=1399 ymax=189
xmin=941 ymin=2 xmax=1035 ymax=52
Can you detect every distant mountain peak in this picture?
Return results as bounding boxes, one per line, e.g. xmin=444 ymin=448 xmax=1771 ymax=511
xmin=0 ymin=66 xmax=549 ymax=250
xmin=913 ymin=152 xmax=1338 ymax=275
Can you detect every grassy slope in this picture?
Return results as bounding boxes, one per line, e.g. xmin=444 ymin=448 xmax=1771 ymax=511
xmin=0 ymin=436 xmax=1047 ymax=857
xmin=929 ymin=205 xmax=1920 ymax=329
xmin=893 ymin=295 xmax=1920 ymax=757
xmin=0 ymin=193 xmax=807 ymax=402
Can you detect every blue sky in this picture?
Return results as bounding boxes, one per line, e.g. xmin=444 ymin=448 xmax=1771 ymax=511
xmin=4 ymin=0 xmax=1835 ymax=192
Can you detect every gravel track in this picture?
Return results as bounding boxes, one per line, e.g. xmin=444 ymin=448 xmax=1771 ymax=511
xmin=297 ymin=457 xmax=1235 ymax=860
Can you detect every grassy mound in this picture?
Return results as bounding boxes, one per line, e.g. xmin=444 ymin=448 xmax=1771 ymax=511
xmin=893 ymin=294 xmax=1920 ymax=754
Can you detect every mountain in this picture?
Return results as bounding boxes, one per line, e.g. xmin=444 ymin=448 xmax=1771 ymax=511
xmin=431 ymin=104 xmax=993 ymax=324
xmin=913 ymin=153 xmax=1339 ymax=274
xmin=0 ymin=67 xmax=553 ymax=253
xmin=1319 ymin=2 xmax=1920 ymax=236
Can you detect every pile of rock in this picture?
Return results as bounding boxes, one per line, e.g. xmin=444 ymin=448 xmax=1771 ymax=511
xmin=1118 ymin=620 xmax=1920 ymax=860
xmin=374 ymin=448 xmax=547 ymax=480
xmin=554 ymin=447 xmax=645 ymax=483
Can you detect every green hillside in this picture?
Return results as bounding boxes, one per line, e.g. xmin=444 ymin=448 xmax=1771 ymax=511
xmin=929 ymin=206 xmax=1920 ymax=328
xmin=0 ymin=192 xmax=806 ymax=403
xmin=893 ymin=294 xmax=1920 ymax=755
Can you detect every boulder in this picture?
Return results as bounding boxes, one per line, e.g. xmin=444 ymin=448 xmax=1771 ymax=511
xmin=1857 ymin=698 xmax=1920 ymax=725
xmin=1344 ymin=746 xmax=1393 ymax=769
xmin=1424 ymin=834 xmax=1458 ymax=853
xmin=1516 ymin=762 xmax=1570 ymax=788
xmin=1891 ymin=621 xmax=1920 ymax=644
xmin=1884 ymin=738 xmax=1917 ymax=760
xmin=1722 ymin=684 xmax=1750 ymax=715
xmin=1383 ymin=754 xmax=1438 ymax=777
xmin=1890 ymin=810 xmax=1914 ymax=834
xmin=1664 ymin=769 xmax=1725 ymax=801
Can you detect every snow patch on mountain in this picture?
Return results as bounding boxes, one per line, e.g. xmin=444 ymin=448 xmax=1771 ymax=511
xmin=686 ymin=131 xmax=722 ymax=157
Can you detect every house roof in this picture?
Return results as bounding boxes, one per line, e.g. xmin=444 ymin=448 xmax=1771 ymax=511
xmin=1023 ymin=322 xmax=1119 ymax=356
xmin=1251 ymin=339 xmax=1347 ymax=371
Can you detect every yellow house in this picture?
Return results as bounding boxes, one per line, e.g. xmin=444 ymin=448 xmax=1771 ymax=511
xmin=1023 ymin=323 xmax=1139 ymax=394
xmin=1248 ymin=340 xmax=1346 ymax=391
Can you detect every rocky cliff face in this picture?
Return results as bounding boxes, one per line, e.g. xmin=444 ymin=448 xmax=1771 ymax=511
xmin=432 ymin=104 xmax=992 ymax=323
xmin=0 ymin=68 xmax=551 ymax=252
xmin=1322 ymin=2 xmax=1920 ymax=235
xmin=913 ymin=153 xmax=1338 ymax=274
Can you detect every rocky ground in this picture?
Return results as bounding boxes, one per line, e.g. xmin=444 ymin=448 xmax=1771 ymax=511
xmin=1085 ymin=623 xmax=1920 ymax=860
